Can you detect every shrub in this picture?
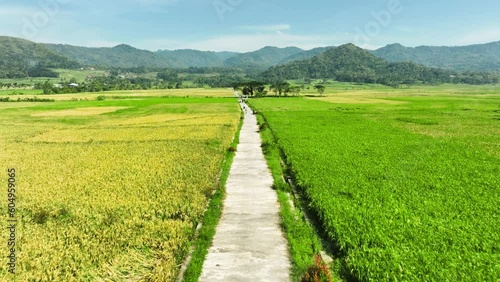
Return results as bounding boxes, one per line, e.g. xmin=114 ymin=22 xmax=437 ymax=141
xmin=301 ymin=254 xmax=332 ymax=282
xmin=33 ymin=209 xmax=50 ymax=224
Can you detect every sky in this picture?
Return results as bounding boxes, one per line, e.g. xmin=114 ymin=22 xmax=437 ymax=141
xmin=1 ymin=0 xmax=500 ymax=52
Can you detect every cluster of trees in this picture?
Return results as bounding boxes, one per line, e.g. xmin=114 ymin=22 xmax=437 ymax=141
xmin=233 ymin=81 xmax=267 ymax=97
xmin=268 ymin=81 xmax=303 ymax=96
xmin=157 ymin=69 xmax=182 ymax=82
xmin=194 ymin=75 xmax=247 ymax=88
xmin=156 ymin=67 xmax=254 ymax=88
xmin=34 ymin=75 xmax=327 ymax=97
xmin=232 ymin=81 xmax=325 ymax=97
xmin=0 ymin=65 xmax=60 ymax=79
xmin=32 ymin=66 xmax=252 ymax=95
xmin=35 ymin=76 xmax=182 ymax=95
xmin=26 ymin=66 xmax=59 ymax=78
xmin=0 ymin=96 xmax=54 ymax=102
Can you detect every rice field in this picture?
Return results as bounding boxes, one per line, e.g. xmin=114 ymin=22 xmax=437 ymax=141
xmin=0 ymin=92 xmax=240 ymax=280
xmin=0 ymin=88 xmax=235 ymax=101
xmin=249 ymin=85 xmax=500 ymax=281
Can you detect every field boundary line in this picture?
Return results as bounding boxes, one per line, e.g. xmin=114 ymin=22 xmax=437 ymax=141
xmin=199 ymin=102 xmax=291 ymax=281
xmin=177 ymin=108 xmax=244 ymax=282
xmin=250 ymin=102 xmax=341 ymax=280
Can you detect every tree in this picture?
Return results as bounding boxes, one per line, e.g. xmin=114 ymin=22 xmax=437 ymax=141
xmin=255 ymin=89 xmax=268 ymax=98
xmin=314 ymin=85 xmax=326 ymax=96
xmin=289 ymin=85 xmax=302 ymax=96
xmin=240 ymin=81 xmax=266 ymax=97
xmin=27 ymin=66 xmax=59 ymax=78
xmin=41 ymin=80 xmax=54 ymax=94
xmin=157 ymin=69 xmax=180 ymax=81
xmin=270 ymin=81 xmax=290 ymax=97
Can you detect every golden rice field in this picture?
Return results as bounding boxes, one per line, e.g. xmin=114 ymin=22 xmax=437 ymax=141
xmin=0 ymin=93 xmax=240 ymax=281
xmin=2 ymin=88 xmax=235 ymax=101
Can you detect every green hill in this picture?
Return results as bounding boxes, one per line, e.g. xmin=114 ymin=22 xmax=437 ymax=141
xmin=279 ymin=47 xmax=330 ymax=64
xmin=0 ymin=36 xmax=78 ymax=78
xmin=45 ymin=44 xmax=240 ymax=69
xmin=263 ymin=44 xmax=386 ymax=81
xmin=155 ymin=49 xmax=239 ymax=68
xmin=223 ymin=46 xmax=304 ymax=69
xmin=372 ymin=41 xmax=500 ymax=72
xmin=45 ymin=43 xmax=175 ymax=68
xmin=262 ymin=43 xmax=499 ymax=85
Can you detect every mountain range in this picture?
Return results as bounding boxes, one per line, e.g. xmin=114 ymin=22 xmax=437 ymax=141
xmin=1 ymin=36 xmax=500 ymax=79
xmin=42 ymin=38 xmax=500 ymax=72
xmin=372 ymin=41 xmax=500 ymax=72
xmin=45 ymin=43 xmax=240 ymax=69
xmin=43 ymin=43 xmax=325 ymax=70
xmin=262 ymin=44 xmax=458 ymax=85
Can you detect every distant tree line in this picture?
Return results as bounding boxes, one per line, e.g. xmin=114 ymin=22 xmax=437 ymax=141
xmin=156 ymin=67 xmax=252 ymax=88
xmin=35 ymin=76 xmax=182 ymax=95
xmin=231 ymin=81 xmax=309 ymax=98
xmin=0 ymin=65 xmax=60 ymax=79
xmin=6 ymin=58 xmax=500 ymax=96
xmin=0 ymin=96 xmax=54 ymax=102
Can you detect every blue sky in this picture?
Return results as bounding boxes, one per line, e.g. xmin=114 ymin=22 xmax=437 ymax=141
xmin=1 ymin=0 xmax=500 ymax=52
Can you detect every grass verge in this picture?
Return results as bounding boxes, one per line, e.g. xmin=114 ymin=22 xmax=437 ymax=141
xmin=180 ymin=111 xmax=244 ymax=282
xmin=253 ymin=109 xmax=339 ymax=281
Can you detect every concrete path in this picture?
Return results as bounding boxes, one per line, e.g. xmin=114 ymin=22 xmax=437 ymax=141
xmin=199 ymin=103 xmax=290 ymax=282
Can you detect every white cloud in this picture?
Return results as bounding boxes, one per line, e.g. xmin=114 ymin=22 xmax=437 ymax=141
xmin=178 ymin=32 xmax=333 ymax=52
xmin=132 ymin=29 xmax=355 ymax=52
xmin=240 ymin=24 xmax=291 ymax=32
xmin=453 ymin=28 xmax=500 ymax=46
